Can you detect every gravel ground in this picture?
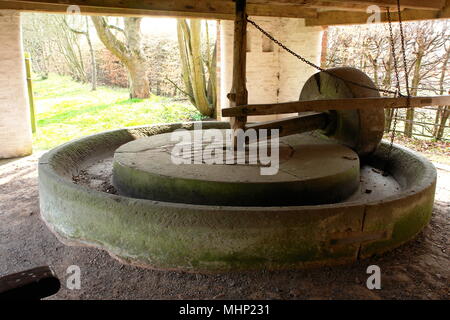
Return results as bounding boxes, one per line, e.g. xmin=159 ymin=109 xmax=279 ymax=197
xmin=0 ymin=151 xmax=448 ymax=300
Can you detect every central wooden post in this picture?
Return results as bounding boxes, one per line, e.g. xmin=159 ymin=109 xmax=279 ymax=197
xmin=228 ymin=0 xmax=248 ymax=138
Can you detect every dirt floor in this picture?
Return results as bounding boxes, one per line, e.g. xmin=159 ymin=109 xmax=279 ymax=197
xmin=0 ymin=151 xmax=448 ymax=300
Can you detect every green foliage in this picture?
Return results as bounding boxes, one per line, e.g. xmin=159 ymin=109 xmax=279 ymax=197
xmin=32 ymin=74 xmax=202 ymax=150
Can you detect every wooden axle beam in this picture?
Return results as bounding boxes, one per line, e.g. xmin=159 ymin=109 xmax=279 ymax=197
xmin=245 ymin=112 xmax=329 ymax=138
xmin=222 ymin=95 xmax=450 ymax=117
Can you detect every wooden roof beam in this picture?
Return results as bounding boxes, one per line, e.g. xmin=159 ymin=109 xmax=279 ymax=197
xmin=0 ymin=0 xmax=318 ymax=19
xmin=0 ymin=0 xmax=447 ymax=23
xmin=305 ymin=0 xmax=446 ymax=10
xmin=246 ymin=0 xmax=445 ymax=10
xmin=305 ymin=3 xmax=450 ymax=26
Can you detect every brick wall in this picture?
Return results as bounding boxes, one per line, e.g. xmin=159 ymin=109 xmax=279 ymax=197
xmin=0 ymin=10 xmax=32 ymax=158
xmin=219 ymin=16 xmax=323 ymax=123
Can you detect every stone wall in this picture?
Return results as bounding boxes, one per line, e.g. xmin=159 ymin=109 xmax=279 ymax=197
xmin=0 ymin=10 xmax=32 ymax=159
xmin=219 ymin=17 xmax=323 ymax=122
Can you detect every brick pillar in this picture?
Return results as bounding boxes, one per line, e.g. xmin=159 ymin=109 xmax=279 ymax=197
xmin=0 ymin=10 xmax=32 ymax=159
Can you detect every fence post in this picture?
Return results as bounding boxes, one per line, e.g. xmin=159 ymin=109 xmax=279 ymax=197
xmin=24 ymin=52 xmax=36 ymax=134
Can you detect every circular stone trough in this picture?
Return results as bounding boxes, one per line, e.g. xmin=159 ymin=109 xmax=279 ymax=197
xmin=38 ymin=122 xmax=437 ymax=272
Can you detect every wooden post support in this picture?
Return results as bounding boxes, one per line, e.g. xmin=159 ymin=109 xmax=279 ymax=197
xmin=228 ymin=0 xmax=248 ymax=137
xmin=24 ymin=52 xmax=36 ymax=134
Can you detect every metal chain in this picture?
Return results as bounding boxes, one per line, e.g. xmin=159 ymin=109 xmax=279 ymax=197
xmin=247 ymin=0 xmax=411 ymax=174
xmin=246 ymin=18 xmax=400 ymax=96
xmin=397 ymin=0 xmax=411 ymax=101
xmin=386 ymin=7 xmax=402 ymax=96
xmin=385 ymin=0 xmax=411 ymax=172
xmin=385 ymin=6 xmax=400 ymax=169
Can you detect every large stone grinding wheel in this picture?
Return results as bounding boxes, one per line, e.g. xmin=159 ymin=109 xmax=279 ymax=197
xmin=113 ymin=132 xmax=361 ymax=206
xmin=300 ymin=67 xmax=385 ymax=156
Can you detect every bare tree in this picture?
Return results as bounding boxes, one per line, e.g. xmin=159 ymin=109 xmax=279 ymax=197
xmin=402 ymin=21 xmax=446 ymax=137
xmin=65 ymin=16 xmax=97 ymax=91
xmin=326 ymin=21 xmax=449 ymax=140
xmin=23 ymin=13 xmax=88 ymax=81
xmin=91 ymin=16 xmax=150 ymax=99
xmin=50 ymin=15 xmax=88 ymax=83
xmin=174 ymin=19 xmax=216 ymax=117
xmin=432 ymin=30 xmax=450 ymax=140
xmin=22 ymin=13 xmax=54 ymax=79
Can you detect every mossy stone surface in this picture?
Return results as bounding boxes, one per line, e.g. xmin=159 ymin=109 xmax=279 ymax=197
xmin=39 ymin=122 xmax=436 ymax=272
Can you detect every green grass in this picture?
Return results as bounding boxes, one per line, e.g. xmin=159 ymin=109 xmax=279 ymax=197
xmin=32 ymin=74 xmax=203 ymax=150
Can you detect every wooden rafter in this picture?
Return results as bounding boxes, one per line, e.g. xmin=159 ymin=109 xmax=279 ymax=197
xmin=0 ymin=0 xmax=448 ymax=22
xmin=247 ymin=0 xmax=445 ymax=10
xmin=306 ymin=5 xmax=450 ymax=25
xmin=0 ymin=0 xmax=317 ymax=19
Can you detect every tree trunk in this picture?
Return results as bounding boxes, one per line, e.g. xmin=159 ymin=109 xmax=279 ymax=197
xmin=383 ymin=54 xmax=394 ymax=132
xmin=404 ymin=50 xmax=423 ymax=138
xmin=404 ymin=109 xmax=415 ymax=138
xmin=176 ymin=19 xmax=215 ymax=117
xmin=85 ymin=17 xmax=97 ymax=91
xmin=207 ymin=44 xmax=217 ymax=117
xmin=433 ymin=48 xmax=449 ymax=138
xmin=436 ymin=106 xmax=449 ymax=140
xmin=91 ymin=16 xmax=150 ymax=99
xmin=127 ymin=60 xmax=150 ymax=99
xmin=123 ymin=17 xmax=149 ymax=99
xmin=56 ymin=16 xmax=87 ymax=83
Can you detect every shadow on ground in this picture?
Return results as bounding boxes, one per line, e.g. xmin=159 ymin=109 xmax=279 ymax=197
xmin=0 ymin=153 xmax=448 ymax=300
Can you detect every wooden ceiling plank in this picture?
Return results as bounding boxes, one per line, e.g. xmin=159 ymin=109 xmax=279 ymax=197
xmin=0 ymin=1 xmax=233 ymax=18
xmin=2 ymin=0 xmax=233 ymax=17
xmin=0 ymin=0 xmax=447 ymax=21
xmin=246 ymin=0 xmax=445 ymax=10
xmin=0 ymin=0 xmax=317 ymax=19
xmin=322 ymin=0 xmax=445 ymax=10
xmin=301 ymin=1 xmax=388 ymax=12
xmin=305 ymin=5 xmax=450 ymax=26
xmin=248 ymin=4 xmax=318 ymax=18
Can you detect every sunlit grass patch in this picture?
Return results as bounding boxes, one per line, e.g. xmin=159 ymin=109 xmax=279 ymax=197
xmin=32 ymin=74 xmax=203 ymax=150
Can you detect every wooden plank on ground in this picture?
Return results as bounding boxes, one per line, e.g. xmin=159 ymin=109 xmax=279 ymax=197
xmin=0 ymin=266 xmax=60 ymax=300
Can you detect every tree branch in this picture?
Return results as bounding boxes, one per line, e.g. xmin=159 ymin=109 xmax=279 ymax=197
xmin=63 ymin=18 xmax=86 ymax=35
xmin=91 ymin=16 xmax=131 ymax=63
xmin=165 ymin=76 xmax=194 ymax=101
xmin=107 ymin=24 xmax=125 ymax=35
